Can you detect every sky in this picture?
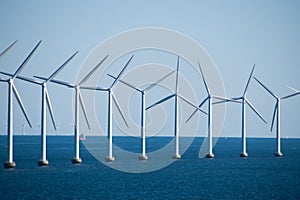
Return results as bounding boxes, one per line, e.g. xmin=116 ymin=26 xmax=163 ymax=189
xmin=0 ymin=1 xmax=300 ymax=138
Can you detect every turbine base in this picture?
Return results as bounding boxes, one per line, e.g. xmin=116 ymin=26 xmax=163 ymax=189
xmin=71 ymin=158 xmax=82 ymax=164
xmin=172 ymin=154 xmax=181 ymax=159
xmin=4 ymin=161 xmax=16 ymax=169
xmin=240 ymin=152 xmax=248 ymax=157
xmin=206 ymin=153 xmax=215 ymax=159
xmin=139 ymin=154 xmax=148 ymax=160
xmin=38 ymin=160 xmax=49 ymax=166
xmin=105 ymin=156 xmax=115 ymax=162
xmin=274 ymin=152 xmax=283 ymax=157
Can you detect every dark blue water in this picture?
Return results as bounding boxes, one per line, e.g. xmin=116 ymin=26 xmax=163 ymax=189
xmin=0 ymin=136 xmax=299 ymax=199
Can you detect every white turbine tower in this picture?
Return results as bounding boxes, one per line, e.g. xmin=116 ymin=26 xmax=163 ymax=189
xmin=98 ymin=55 xmax=134 ymax=162
xmin=2 ymin=51 xmax=78 ymax=166
xmin=0 ymin=40 xmax=17 ymax=59
xmin=212 ymin=65 xmax=266 ymax=157
xmin=107 ymin=70 xmax=175 ymax=160
xmin=146 ymin=56 xmax=206 ymax=159
xmin=186 ymin=62 xmax=240 ymax=158
xmin=253 ymin=77 xmax=300 ymax=157
xmin=34 ymin=55 xmax=109 ymax=164
xmin=0 ymin=41 xmax=41 ymax=168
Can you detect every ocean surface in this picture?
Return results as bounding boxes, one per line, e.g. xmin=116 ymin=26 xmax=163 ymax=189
xmin=0 ymin=136 xmax=299 ymax=199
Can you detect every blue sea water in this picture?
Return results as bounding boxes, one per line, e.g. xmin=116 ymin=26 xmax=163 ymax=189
xmin=0 ymin=136 xmax=299 ymax=199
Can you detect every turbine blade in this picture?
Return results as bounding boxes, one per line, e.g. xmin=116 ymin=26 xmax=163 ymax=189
xmin=146 ymin=94 xmax=175 ymax=110
xmin=186 ymin=96 xmax=209 ymax=123
xmin=110 ymin=55 xmax=134 ymax=88
xmin=185 ymin=109 xmax=198 ymax=124
xmin=245 ymin=99 xmax=267 ymax=124
xmin=33 ymin=75 xmax=47 ymax=81
xmin=198 ymin=62 xmax=210 ymax=95
xmin=112 ymin=94 xmax=129 ymax=128
xmin=34 ymin=75 xmax=73 ymax=87
xmin=0 ymin=71 xmax=14 ymax=77
xmin=270 ymin=102 xmax=278 ymax=132
xmin=253 ymin=77 xmax=278 ymax=99
xmin=17 ymin=75 xmax=42 ymax=85
xmin=1 ymin=73 xmax=43 ymax=85
xmin=281 ymin=92 xmax=300 ymax=100
xmin=47 ymin=51 xmax=78 ymax=82
xmin=13 ymin=40 xmax=42 ymax=79
xmin=286 ymin=85 xmax=299 ymax=92
xmin=51 ymin=79 xmax=74 ymax=87
xmin=144 ymin=70 xmax=175 ymax=91
xmin=213 ymin=95 xmax=241 ymax=103
xmin=178 ymin=95 xmax=207 ymax=115
xmin=0 ymin=78 xmax=6 ymax=82
xmin=79 ymin=54 xmax=109 ymax=85
xmin=12 ymin=83 xmax=32 ymax=128
xmin=198 ymin=96 xmax=210 ymax=108
xmin=45 ymin=88 xmax=57 ymax=130
xmin=107 ymin=73 xmax=142 ymax=93
xmin=0 ymin=40 xmax=17 ymax=59
xmin=78 ymin=91 xmax=91 ymax=130
xmin=243 ymin=64 xmax=255 ymax=96
xmin=175 ymin=56 xmax=180 ymax=94
xmin=80 ymin=86 xmax=108 ymax=91
xmin=212 ymin=97 xmax=242 ymax=105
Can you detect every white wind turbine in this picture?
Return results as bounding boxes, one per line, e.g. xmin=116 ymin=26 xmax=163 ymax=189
xmin=0 ymin=41 xmax=41 ymax=168
xmin=186 ymin=62 xmax=241 ymax=158
xmin=0 ymin=40 xmax=18 ymax=121
xmin=0 ymin=40 xmax=17 ymax=59
xmin=107 ymin=70 xmax=175 ymax=160
xmin=146 ymin=56 xmax=206 ymax=159
xmin=96 ymin=55 xmax=134 ymax=162
xmin=253 ymin=77 xmax=300 ymax=157
xmin=34 ymin=55 xmax=109 ymax=164
xmin=211 ymin=65 xmax=266 ymax=157
xmin=1 ymin=50 xmax=78 ymax=166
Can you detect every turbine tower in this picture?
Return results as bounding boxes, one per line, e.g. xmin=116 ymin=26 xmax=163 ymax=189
xmin=34 ymin=55 xmax=109 ymax=164
xmin=2 ymin=51 xmax=78 ymax=166
xmin=0 ymin=41 xmax=41 ymax=168
xmin=212 ymin=65 xmax=266 ymax=157
xmin=254 ymin=77 xmax=300 ymax=157
xmin=146 ymin=56 xmax=206 ymax=159
xmin=107 ymin=70 xmax=175 ymax=160
xmin=186 ymin=62 xmax=238 ymax=158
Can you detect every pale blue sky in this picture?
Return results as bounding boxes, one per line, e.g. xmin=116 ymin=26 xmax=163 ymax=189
xmin=0 ymin=1 xmax=300 ymax=138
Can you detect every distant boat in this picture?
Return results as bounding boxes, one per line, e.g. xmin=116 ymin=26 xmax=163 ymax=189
xmin=79 ymin=134 xmax=86 ymax=141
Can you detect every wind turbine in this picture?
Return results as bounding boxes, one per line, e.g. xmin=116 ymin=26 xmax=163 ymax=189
xmin=107 ymin=70 xmax=175 ymax=160
xmin=146 ymin=56 xmax=206 ymax=159
xmin=36 ymin=55 xmax=132 ymax=163
xmin=34 ymin=55 xmax=109 ymax=164
xmin=98 ymin=55 xmax=134 ymax=162
xmin=1 ymin=50 xmax=78 ymax=166
xmin=0 ymin=40 xmax=17 ymax=59
xmin=0 ymin=41 xmax=41 ymax=168
xmin=186 ymin=62 xmax=242 ymax=158
xmin=253 ymin=77 xmax=300 ymax=157
xmin=211 ymin=65 xmax=267 ymax=157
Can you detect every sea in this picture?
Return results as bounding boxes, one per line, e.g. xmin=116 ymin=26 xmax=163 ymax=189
xmin=0 ymin=136 xmax=299 ymax=199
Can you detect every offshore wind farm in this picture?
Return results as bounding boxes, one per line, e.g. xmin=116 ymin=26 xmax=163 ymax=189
xmin=0 ymin=1 xmax=300 ymax=199
xmin=0 ymin=40 xmax=299 ymax=168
